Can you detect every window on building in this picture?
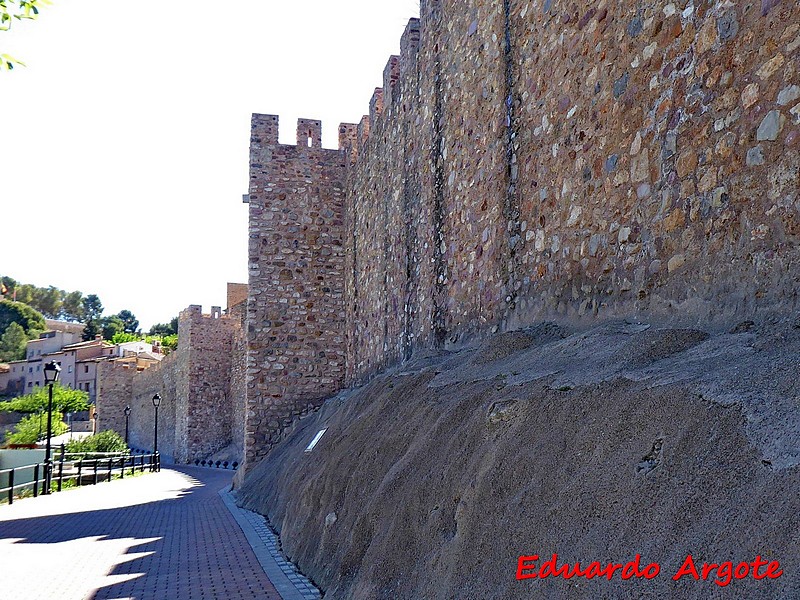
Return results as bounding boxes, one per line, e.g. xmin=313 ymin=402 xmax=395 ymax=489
xmin=84 ymin=365 xmax=89 ymax=374
xmin=36 ymin=365 xmax=41 ymax=372
xmin=27 ymin=382 xmax=32 ymax=388
xmin=28 ymin=367 xmax=32 ymax=373
xmin=68 ymin=365 xmax=73 ymax=373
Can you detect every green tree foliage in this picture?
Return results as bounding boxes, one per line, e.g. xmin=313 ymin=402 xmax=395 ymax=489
xmin=11 ymin=283 xmax=35 ymax=304
xmin=0 ymin=299 xmax=46 ymax=336
xmin=0 ymin=383 xmax=90 ymax=414
xmin=0 ymin=322 xmax=28 ymax=361
xmin=149 ymin=316 xmax=178 ymax=336
xmin=101 ymin=315 xmax=124 ymax=340
xmin=33 ymin=285 xmax=62 ymax=318
xmin=115 ymin=309 xmax=139 ymax=334
xmin=1 ymin=0 xmax=51 ymax=70
xmin=81 ymin=294 xmax=103 ymax=341
xmin=111 ymin=332 xmax=140 ymax=344
xmin=5 ymin=411 xmax=67 ymax=445
xmin=0 ymin=276 xmax=88 ymax=322
xmin=60 ymin=290 xmax=83 ymax=322
xmin=162 ymin=334 xmax=178 ymax=352
xmin=66 ymin=430 xmax=128 ymax=454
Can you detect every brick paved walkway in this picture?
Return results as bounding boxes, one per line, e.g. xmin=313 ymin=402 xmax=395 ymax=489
xmin=0 ymin=466 xmax=287 ymax=599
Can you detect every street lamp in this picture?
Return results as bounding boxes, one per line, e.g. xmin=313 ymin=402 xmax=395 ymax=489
xmin=152 ymin=393 xmax=161 ymax=455
xmin=42 ymin=360 xmax=61 ymax=495
xmin=124 ymin=405 xmax=131 ymax=446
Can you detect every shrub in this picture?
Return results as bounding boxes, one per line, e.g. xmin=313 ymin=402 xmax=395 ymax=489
xmin=4 ymin=411 xmax=68 ymax=445
xmin=65 ymin=430 xmax=128 ymax=454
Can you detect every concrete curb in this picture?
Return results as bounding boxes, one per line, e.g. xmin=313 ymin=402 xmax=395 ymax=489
xmin=219 ymin=485 xmax=322 ymax=600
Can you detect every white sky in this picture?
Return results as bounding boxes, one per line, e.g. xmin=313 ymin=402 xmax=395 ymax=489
xmin=0 ymin=0 xmax=419 ymax=330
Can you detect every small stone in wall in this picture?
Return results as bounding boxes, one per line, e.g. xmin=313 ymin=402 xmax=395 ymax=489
xmin=757 ymin=110 xmax=784 ymax=141
xmin=627 ymin=17 xmax=643 ymax=37
xmin=663 ymin=209 xmax=685 ymax=232
xmin=747 ymin=145 xmax=766 ymax=166
xmin=695 ymin=18 xmax=718 ymax=55
xmin=664 ymin=133 xmax=677 ymax=159
xmin=716 ymin=12 xmax=739 ymax=42
xmin=715 ymin=132 xmax=736 ymax=158
xmin=697 ymin=168 xmax=718 ymax=193
xmin=741 ymin=83 xmax=759 ymax=109
xmin=631 ymin=150 xmax=649 ymax=182
xmin=667 ymin=254 xmax=686 ymax=272
xmin=756 ymin=54 xmax=785 ymax=80
xmin=711 ymin=187 xmax=729 ymax=208
xmin=649 ymin=259 xmax=662 ymax=274
xmin=630 ymin=132 xmax=642 ymax=155
xmin=613 ymin=73 xmax=630 ymax=99
xmin=676 ymin=150 xmax=698 ymax=178
xmin=792 ymin=104 xmax=800 ymax=124
xmin=777 ymin=85 xmax=800 ymax=106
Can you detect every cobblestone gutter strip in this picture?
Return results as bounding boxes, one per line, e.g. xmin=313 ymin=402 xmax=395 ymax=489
xmin=219 ymin=486 xmax=322 ymax=600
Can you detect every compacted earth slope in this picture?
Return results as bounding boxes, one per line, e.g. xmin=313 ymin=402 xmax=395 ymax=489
xmin=237 ymin=318 xmax=800 ymax=600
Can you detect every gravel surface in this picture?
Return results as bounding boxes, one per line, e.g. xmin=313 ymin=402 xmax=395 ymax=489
xmin=238 ymin=318 xmax=800 ymax=599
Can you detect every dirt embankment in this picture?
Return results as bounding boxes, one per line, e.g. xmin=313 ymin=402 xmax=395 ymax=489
xmin=237 ymin=319 xmax=800 ymax=599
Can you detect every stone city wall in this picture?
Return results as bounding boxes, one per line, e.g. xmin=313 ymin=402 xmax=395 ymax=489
xmin=244 ymin=0 xmax=800 ymax=465
xmin=244 ymin=116 xmax=348 ymax=469
xmin=180 ymin=305 xmax=239 ymax=463
xmin=96 ymin=304 xmax=242 ymax=463
xmin=344 ymin=0 xmax=800 ymax=376
xmin=129 ymin=350 xmax=180 ymax=461
xmin=230 ymin=321 xmax=247 ymax=461
xmin=96 ymin=360 xmax=135 ymax=441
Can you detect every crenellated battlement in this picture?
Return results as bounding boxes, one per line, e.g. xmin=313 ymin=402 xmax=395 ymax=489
xmin=382 ymin=56 xmax=400 ymax=107
xmin=250 ymin=113 xmax=355 ymax=152
xmin=338 ymin=122 xmax=358 ymax=160
xmin=357 ymin=115 xmax=370 ymax=151
xmin=368 ymin=88 xmax=384 ymax=130
xmin=400 ymin=18 xmax=420 ymax=70
xmin=250 ymin=114 xmax=279 ymax=147
xmin=348 ymin=18 xmax=421 ymax=156
xmin=296 ymin=118 xmax=322 ymax=148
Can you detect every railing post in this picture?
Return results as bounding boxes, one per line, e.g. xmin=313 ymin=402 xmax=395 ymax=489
xmin=120 ymin=456 xmax=125 ymax=479
xmin=57 ymin=456 xmax=64 ymax=493
xmin=8 ymin=468 xmax=14 ymax=505
xmin=93 ymin=459 xmax=98 ymax=485
xmin=77 ymin=460 xmax=83 ymax=486
xmin=33 ymin=463 xmax=40 ymax=498
xmin=107 ymin=459 xmax=112 ymax=482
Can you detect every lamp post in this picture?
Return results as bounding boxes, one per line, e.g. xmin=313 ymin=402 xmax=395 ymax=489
xmin=124 ymin=405 xmax=131 ymax=446
xmin=42 ymin=361 xmax=61 ymax=495
xmin=152 ymin=393 xmax=161 ymax=455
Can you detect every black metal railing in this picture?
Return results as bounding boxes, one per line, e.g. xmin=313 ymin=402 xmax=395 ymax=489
xmin=0 ymin=446 xmax=160 ymax=505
